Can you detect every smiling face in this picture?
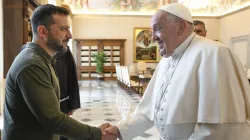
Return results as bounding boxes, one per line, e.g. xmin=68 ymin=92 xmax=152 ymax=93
xmin=150 ymin=10 xmax=179 ymax=58
xmin=46 ymin=14 xmax=72 ymax=52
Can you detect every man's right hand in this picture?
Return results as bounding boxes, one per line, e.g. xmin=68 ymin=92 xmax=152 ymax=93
xmin=98 ymin=122 xmax=111 ymax=133
xmin=103 ymin=125 xmax=121 ymax=139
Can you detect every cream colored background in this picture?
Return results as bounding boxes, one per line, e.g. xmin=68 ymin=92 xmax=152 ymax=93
xmin=72 ymin=15 xmax=220 ymax=69
xmin=220 ymin=8 xmax=250 ymax=46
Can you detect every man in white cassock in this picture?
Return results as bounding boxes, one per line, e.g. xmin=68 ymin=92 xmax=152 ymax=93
xmin=104 ymin=3 xmax=250 ymax=140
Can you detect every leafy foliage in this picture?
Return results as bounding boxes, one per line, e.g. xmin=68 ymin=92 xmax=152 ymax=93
xmin=92 ymin=51 xmax=107 ymax=74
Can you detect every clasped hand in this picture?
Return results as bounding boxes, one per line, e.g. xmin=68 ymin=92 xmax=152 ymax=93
xmin=99 ymin=123 xmax=121 ymax=140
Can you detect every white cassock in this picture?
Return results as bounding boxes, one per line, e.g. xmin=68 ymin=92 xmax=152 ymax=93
xmin=116 ymin=33 xmax=250 ymax=140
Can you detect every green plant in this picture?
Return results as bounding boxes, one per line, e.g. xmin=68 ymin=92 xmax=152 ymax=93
xmin=92 ymin=51 xmax=107 ymax=75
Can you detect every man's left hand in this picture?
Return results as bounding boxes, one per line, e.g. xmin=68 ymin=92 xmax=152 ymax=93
xmin=67 ymin=109 xmax=76 ymax=115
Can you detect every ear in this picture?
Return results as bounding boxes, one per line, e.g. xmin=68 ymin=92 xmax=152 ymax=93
xmin=37 ymin=25 xmax=48 ymax=39
xmin=177 ymin=19 xmax=186 ymax=36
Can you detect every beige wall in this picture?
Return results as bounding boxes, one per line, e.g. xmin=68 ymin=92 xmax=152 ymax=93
xmin=193 ymin=17 xmax=220 ymax=41
xmin=219 ymin=8 xmax=250 ymax=46
xmin=73 ymin=15 xmax=154 ymax=68
xmin=72 ymin=15 xmax=219 ymax=69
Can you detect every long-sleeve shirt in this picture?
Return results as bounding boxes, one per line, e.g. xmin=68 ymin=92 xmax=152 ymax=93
xmin=3 ymin=42 xmax=102 ymax=140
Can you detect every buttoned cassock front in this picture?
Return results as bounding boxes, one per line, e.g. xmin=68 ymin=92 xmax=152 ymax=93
xmin=116 ymin=33 xmax=250 ymax=140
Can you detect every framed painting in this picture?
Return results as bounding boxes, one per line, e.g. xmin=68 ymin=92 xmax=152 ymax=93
xmin=32 ymin=0 xmax=47 ymax=5
xmin=133 ymin=27 xmax=159 ymax=63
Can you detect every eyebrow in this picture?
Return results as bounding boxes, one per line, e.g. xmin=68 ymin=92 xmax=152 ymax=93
xmin=64 ymin=25 xmax=70 ymax=28
xmin=150 ymin=22 xmax=156 ymax=28
xmin=194 ymin=29 xmax=202 ymax=32
xmin=152 ymin=23 xmax=160 ymax=29
xmin=58 ymin=25 xmax=70 ymax=28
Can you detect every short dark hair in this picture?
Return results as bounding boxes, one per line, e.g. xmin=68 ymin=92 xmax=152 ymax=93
xmin=193 ymin=20 xmax=205 ymax=27
xmin=31 ymin=4 xmax=70 ymax=35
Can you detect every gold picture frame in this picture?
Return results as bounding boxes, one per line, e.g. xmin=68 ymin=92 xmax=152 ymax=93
xmin=133 ymin=27 xmax=159 ymax=63
xmin=29 ymin=0 xmax=47 ymax=6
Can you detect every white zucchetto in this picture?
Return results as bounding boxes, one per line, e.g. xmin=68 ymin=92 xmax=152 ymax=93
xmin=159 ymin=3 xmax=193 ymax=23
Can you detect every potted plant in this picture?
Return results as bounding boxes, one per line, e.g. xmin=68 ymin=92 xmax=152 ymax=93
xmin=92 ymin=51 xmax=107 ymax=81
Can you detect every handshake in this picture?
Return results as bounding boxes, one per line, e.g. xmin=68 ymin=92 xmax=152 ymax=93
xmin=99 ymin=123 xmax=121 ymax=140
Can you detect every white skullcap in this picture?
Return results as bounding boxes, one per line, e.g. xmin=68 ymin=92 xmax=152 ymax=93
xmin=159 ymin=3 xmax=193 ymax=23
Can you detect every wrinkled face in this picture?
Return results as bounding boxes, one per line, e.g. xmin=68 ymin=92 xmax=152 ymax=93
xmin=151 ymin=10 xmax=178 ymax=58
xmin=194 ymin=24 xmax=206 ymax=37
xmin=47 ymin=14 xmax=72 ymax=52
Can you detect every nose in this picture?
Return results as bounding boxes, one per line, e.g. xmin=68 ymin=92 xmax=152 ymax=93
xmin=151 ymin=34 xmax=159 ymax=42
xmin=66 ymin=30 xmax=72 ymax=39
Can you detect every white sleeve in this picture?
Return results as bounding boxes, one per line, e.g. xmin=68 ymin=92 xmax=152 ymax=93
xmin=116 ymin=113 xmax=154 ymax=140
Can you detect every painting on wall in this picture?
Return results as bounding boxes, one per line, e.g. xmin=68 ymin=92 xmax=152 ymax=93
xmin=33 ymin=0 xmax=48 ymax=5
xmin=61 ymin=0 xmax=170 ymax=14
xmin=133 ymin=27 xmax=159 ymax=63
xmin=179 ymin=0 xmax=250 ymax=15
xmin=59 ymin=0 xmax=250 ymax=15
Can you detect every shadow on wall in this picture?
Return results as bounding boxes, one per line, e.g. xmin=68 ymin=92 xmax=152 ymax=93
xmin=0 ymin=0 xmax=3 ymax=116
xmin=0 ymin=79 xmax=5 ymax=115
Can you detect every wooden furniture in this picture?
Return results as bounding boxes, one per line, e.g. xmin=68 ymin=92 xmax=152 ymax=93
xmin=3 ymin=0 xmax=41 ymax=77
xmin=116 ymin=65 xmax=143 ymax=96
xmin=75 ymin=39 xmax=126 ymax=80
